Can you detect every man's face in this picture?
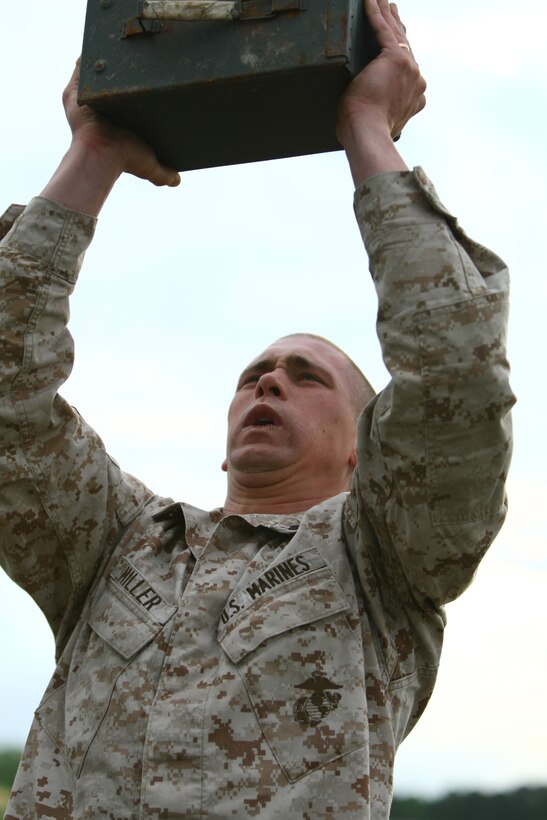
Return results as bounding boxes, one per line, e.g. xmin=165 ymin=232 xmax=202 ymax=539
xmin=224 ymin=336 xmax=358 ymax=495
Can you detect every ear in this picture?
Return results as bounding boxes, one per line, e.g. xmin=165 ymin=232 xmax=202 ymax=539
xmin=348 ymin=447 xmax=357 ymax=470
xmin=221 ymin=458 xmax=228 ymax=473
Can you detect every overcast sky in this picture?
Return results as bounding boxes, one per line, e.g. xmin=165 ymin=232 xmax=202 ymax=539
xmin=1 ymin=0 xmax=546 ymax=799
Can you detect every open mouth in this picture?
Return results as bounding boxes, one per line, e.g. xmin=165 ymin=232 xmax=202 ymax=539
xmin=243 ymin=405 xmax=282 ymax=429
xmin=254 ymin=416 xmax=276 ymax=426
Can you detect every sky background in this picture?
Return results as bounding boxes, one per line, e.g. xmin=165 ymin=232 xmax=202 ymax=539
xmin=1 ymin=0 xmax=546 ymax=799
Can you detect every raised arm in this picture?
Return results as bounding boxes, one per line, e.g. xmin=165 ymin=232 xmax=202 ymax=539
xmin=0 ymin=62 xmax=180 ymax=651
xmin=337 ymin=1 xmax=514 ymax=754
xmin=339 ymin=0 xmax=514 ymax=605
xmin=41 ymin=60 xmax=180 ymax=216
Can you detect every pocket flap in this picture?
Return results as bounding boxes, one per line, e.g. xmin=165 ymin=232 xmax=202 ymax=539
xmin=88 ymin=561 xmax=177 ymax=660
xmin=218 ymin=548 xmax=350 ymax=664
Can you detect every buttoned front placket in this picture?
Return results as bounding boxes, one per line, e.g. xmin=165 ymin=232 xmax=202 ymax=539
xmin=140 ymin=506 xmax=296 ymax=818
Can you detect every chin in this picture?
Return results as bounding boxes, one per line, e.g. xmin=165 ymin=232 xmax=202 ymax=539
xmin=234 ymin=460 xmax=288 ymax=476
xmin=228 ymin=449 xmax=292 ymax=476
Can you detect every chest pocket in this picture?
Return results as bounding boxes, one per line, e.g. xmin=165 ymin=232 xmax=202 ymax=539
xmin=217 ymin=547 xmax=368 ymax=782
xmin=36 ymin=560 xmax=177 ymax=777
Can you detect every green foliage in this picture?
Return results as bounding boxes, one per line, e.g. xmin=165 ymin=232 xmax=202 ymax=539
xmin=391 ymin=795 xmax=427 ymax=819
xmin=0 ymin=749 xmax=21 ymax=815
xmin=0 ymin=749 xmax=21 ymax=790
xmin=391 ymin=787 xmax=547 ymax=820
xmin=0 ymin=786 xmax=11 ymax=818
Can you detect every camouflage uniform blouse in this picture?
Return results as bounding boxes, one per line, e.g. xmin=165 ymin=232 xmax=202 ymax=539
xmin=0 ymin=169 xmax=514 ymax=818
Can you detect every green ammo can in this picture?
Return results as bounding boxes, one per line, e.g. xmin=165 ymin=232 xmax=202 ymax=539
xmin=78 ymin=1 xmax=378 ymax=171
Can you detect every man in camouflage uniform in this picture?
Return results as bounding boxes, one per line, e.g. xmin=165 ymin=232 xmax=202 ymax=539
xmin=0 ymin=1 xmax=514 ymax=817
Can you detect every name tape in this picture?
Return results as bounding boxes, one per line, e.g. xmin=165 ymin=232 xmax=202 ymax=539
xmin=111 ymin=558 xmax=164 ymax=613
xmin=221 ymin=549 xmax=327 ymax=626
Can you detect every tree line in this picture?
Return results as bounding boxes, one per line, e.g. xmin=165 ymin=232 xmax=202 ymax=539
xmin=391 ymin=786 xmax=547 ymax=819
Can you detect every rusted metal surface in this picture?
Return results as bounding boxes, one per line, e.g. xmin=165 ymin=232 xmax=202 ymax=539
xmin=325 ymin=0 xmax=351 ymax=58
xmin=237 ymin=0 xmax=308 ymax=20
xmin=79 ymin=0 xmax=376 ymax=171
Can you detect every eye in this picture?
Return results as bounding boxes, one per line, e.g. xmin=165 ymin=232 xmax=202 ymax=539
xmin=239 ymin=373 xmax=260 ymax=389
xmin=299 ymin=372 xmax=321 ymax=383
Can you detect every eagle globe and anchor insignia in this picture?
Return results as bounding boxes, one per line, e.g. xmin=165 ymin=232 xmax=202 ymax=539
xmin=293 ymin=671 xmax=343 ymax=727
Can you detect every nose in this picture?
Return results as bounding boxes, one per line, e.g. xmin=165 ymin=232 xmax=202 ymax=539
xmin=255 ymin=369 xmax=286 ymax=399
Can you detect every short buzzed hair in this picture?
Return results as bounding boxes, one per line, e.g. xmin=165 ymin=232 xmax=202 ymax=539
xmin=279 ymin=333 xmax=375 ymax=420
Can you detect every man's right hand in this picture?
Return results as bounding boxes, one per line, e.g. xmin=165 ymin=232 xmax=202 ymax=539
xmin=41 ymin=60 xmax=180 ymax=216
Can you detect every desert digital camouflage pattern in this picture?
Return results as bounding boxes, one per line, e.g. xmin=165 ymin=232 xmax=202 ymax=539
xmin=0 ymin=169 xmax=514 ymax=818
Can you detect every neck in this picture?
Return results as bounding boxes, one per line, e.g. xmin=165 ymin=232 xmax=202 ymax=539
xmin=223 ymin=470 xmax=350 ymax=516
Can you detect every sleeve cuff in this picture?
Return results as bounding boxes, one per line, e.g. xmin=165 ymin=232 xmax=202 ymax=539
xmin=3 ymin=196 xmax=97 ymax=284
xmin=353 ymin=167 xmax=460 ymax=250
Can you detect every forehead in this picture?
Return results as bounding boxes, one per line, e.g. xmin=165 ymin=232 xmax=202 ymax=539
xmin=243 ymin=336 xmax=350 ymax=380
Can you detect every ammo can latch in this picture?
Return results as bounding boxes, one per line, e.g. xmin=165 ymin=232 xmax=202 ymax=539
xmin=124 ymin=0 xmax=308 ymax=36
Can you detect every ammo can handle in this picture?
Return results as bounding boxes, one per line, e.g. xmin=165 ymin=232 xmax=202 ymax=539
xmin=136 ymin=1 xmax=307 ymax=25
xmin=139 ymin=1 xmax=240 ymax=22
